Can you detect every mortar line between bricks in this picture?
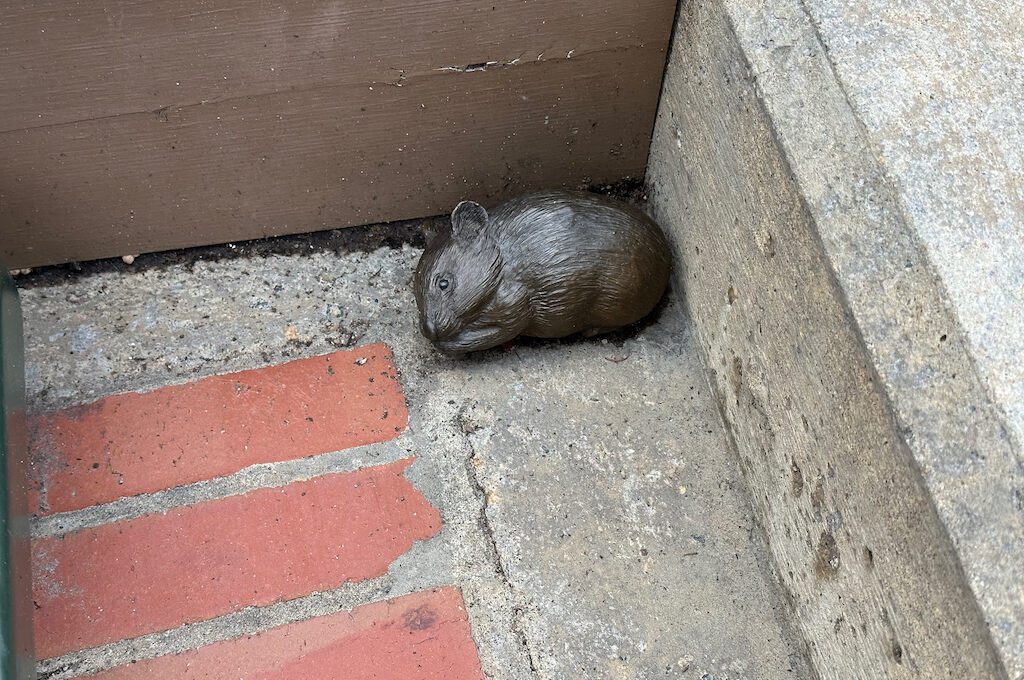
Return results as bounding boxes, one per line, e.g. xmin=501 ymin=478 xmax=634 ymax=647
xmin=31 ymin=437 xmax=416 ymax=538
xmin=35 ymin=548 xmax=465 ymax=680
xmin=459 ymin=412 xmax=542 ymax=678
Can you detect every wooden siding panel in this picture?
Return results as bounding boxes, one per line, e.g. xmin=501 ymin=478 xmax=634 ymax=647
xmin=0 ymin=1 xmax=676 ymax=266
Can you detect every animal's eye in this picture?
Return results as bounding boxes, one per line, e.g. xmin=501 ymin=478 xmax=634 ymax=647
xmin=437 ymin=277 xmax=450 ymax=291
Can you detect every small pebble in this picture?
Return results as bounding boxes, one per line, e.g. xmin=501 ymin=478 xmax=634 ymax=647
xmin=122 ymin=255 xmax=136 ymax=265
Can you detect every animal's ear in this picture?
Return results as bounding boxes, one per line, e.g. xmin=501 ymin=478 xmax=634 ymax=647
xmin=451 ymin=200 xmax=488 ymax=240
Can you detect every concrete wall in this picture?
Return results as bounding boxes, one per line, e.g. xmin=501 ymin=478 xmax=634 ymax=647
xmin=647 ymin=0 xmax=1023 ymax=677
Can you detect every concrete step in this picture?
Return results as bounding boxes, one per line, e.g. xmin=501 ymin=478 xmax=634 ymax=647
xmin=646 ymin=0 xmax=1023 ymax=677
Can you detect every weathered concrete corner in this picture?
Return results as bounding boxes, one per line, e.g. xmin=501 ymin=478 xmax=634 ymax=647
xmin=646 ymin=0 xmax=1023 ymax=677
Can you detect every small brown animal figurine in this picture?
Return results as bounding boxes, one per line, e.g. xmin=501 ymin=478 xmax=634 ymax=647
xmin=414 ymin=190 xmax=672 ymax=354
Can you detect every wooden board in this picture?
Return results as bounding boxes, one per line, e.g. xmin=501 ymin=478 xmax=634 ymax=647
xmin=0 ymin=1 xmax=677 ymax=267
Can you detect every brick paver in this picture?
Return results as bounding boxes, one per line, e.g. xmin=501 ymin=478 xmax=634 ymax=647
xmin=33 ymin=458 xmax=439 ymax=658
xmin=29 ymin=344 xmax=407 ymax=514
xmin=28 ymin=346 xmax=488 ymax=677
xmin=87 ymin=588 xmax=484 ymax=680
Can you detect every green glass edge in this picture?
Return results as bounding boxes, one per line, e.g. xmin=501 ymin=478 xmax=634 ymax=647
xmin=0 ymin=267 xmax=35 ymax=679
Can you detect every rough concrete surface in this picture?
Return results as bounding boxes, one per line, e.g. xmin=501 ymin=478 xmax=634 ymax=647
xmin=16 ymin=224 xmax=809 ymax=679
xmin=802 ymin=0 xmax=1024 ymax=450
xmin=730 ymin=0 xmax=1024 ymax=674
xmin=647 ymin=0 xmax=1019 ymax=677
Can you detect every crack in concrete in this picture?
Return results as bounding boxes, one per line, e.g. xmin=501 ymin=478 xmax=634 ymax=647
xmin=458 ymin=408 xmax=542 ymax=677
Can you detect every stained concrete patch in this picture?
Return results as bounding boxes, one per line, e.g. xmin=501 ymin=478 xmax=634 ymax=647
xmin=19 ymin=224 xmax=808 ymax=679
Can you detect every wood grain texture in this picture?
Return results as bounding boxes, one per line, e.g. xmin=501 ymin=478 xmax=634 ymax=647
xmin=0 ymin=0 xmax=676 ymax=267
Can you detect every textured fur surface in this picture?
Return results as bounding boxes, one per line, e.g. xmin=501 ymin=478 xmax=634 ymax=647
xmin=414 ymin=190 xmax=672 ymax=354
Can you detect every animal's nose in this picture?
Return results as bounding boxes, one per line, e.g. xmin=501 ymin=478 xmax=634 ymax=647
xmin=421 ymin=318 xmax=438 ymax=341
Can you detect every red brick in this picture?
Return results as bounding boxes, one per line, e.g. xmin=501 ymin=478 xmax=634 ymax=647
xmin=29 ymin=345 xmax=408 ymax=515
xmin=88 ymin=588 xmax=484 ymax=680
xmin=32 ymin=459 xmax=439 ymax=659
